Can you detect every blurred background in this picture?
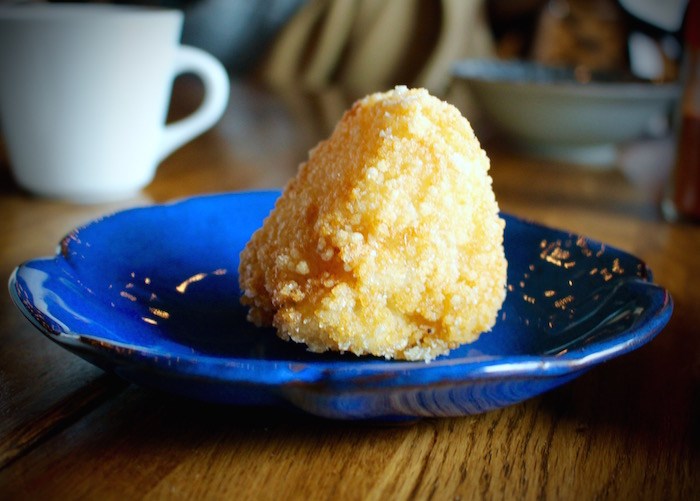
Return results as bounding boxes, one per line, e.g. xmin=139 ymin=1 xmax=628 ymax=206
xmin=8 ymin=0 xmax=686 ymax=96
xmin=1 ymin=0 xmax=693 ymax=194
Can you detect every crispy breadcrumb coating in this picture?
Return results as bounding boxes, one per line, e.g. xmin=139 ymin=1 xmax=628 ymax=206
xmin=239 ymin=86 xmax=507 ymax=361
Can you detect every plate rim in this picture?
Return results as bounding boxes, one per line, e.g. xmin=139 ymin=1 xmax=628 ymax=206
xmin=7 ymin=190 xmax=674 ymax=391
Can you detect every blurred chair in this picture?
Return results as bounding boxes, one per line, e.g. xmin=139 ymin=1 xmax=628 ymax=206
xmin=256 ymin=0 xmax=495 ymax=97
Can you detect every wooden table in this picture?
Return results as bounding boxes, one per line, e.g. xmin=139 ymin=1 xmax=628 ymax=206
xmin=1 ymin=80 xmax=698 ymax=499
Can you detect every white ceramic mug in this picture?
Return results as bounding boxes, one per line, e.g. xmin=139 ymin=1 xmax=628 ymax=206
xmin=0 ymin=4 xmax=230 ymax=203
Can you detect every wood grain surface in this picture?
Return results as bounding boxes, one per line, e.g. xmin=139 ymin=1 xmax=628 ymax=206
xmin=0 ymin=79 xmax=697 ymax=500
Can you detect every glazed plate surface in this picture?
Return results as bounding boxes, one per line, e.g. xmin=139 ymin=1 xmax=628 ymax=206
xmin=9 ymin=191 xmax=672 ymax=419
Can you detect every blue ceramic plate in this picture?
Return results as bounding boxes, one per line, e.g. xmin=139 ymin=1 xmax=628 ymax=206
xmin=9 ymin=191 xmax=672 ymax=419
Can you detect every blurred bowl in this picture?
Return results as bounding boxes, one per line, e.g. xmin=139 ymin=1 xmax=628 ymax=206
xmin=452 ymin=59 xmax=680 ymax=167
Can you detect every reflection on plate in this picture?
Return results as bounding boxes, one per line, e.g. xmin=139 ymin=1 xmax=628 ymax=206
xmin=8 ymin=191 xmax=672 ymax=420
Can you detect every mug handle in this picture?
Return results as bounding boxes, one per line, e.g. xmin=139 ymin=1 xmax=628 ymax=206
xmin=157 ymin=45 xmax=230 ymax=162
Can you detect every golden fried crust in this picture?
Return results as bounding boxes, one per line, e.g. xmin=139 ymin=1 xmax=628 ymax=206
xmin=239 ymin=86 xmax=507 ymax=361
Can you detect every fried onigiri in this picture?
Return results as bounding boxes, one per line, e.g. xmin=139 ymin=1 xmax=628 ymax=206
xmin=238 ymin=86 xmax=507 ymax=361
